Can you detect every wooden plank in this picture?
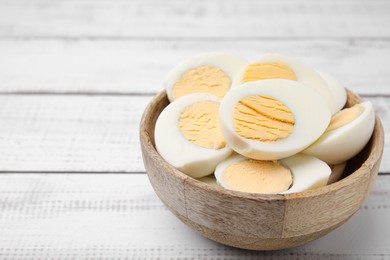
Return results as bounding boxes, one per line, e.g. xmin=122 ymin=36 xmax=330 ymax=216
xmin=0 ymin=0 xmax=389 ymax=38
xmin=0 ymin=95 xmax=389 ymax=173
xmin=0 ymin=173 xmax=389 ymax=259
xmin=0 ymin=95 xmax=152 ymax=172
xmin=1 ymin=39 xmax=389 ymax=95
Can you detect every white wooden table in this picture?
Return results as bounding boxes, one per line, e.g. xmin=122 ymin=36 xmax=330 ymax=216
xmin=0 ymin=0 xmax=390 ymax=259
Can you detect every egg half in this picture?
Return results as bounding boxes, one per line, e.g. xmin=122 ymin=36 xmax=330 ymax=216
xmin=214 ymin=153 xmax=293 ymax=194
xmin=303 ymin=101 xmax=375 ymax=164
xmin=231 ymin=54 xmax=337 ymax=114
xmin=155 ymin=93 xmax=232 ymax=178
xmin=219 ymin=79 xmax=331 ymax=160
xmin=164 ymin=52 xmax=247 ymax=102
xmin=214 ymin=153 xmax=331 ymax=194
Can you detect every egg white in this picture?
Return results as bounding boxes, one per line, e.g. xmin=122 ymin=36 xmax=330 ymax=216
xmin=164 ymin=52 xmax=247 ymax=102
xmin=231 ymin=54 xmax=337 ymax=114
xmin=318 ymin=71 xmax=347 ymax=114
xmin=281 ymin=154 xmax=331 ymax=194
xmin=219 ymin=79 xmax=331 ymax=160
xmin=154 ymin=93 xmax=232 ymax=178
xmin=303 ymin=101 xmax=375 ymax=164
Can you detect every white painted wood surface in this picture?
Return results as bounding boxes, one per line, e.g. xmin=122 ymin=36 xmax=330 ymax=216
xmin=1 ymin=0 xmax=389 ymax=38
xmin=0 ymin=0 xmax=390 ymax=258
xmin=0 ymin=174 xmax=389 ymax=259
xmin=0 ymin=95 xmax=150 ymax=172
xmin=1 ymin=39 xmax=389 ymax=95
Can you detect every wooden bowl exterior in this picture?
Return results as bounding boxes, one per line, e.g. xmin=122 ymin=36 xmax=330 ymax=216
xmin=140 ymin=90 xmax=384 ymax=250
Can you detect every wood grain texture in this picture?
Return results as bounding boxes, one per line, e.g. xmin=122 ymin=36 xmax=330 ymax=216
xmin=0 ymin=95 xmax=151 ymax=172
xmin=140 ymin=90 xmax=384 ymax=250
xmin=0 ymin=39 xmax=389 ymax=95
xmin=1 ymin=0 xmax=389 ymax=38
xmin=0 ymin=173 xmax=389 ymax=259
xmin=0 ymin=94 xmax=389 ymax=173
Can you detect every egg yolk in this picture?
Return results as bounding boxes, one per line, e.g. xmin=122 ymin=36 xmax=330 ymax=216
xmin=326 ymin=104 xmax=364 ymax=132
xmin=179 ymin=101 xmax=226 ymax=149
xmin=241 ymin=62 xmax=297 ymax=84
xmin=172 ymin=65 xmax=231 ymax=100
xmin=222 ymin=160 xmax=292 ymax=193
xmin=233 ymin=95 xmax=295 ymax=142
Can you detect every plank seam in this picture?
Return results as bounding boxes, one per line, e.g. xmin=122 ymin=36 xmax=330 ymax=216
xmin=0 ymin=92 xmax=156 ymax=97
xmin=0 ymin=92 xmax=387 ymax=98
xmin=0 ymin=171 xmax=388 ymax=175
xmin=0 ymin=171 xmax=147 ymax=174
xmin=1 ymin=36 xmax=390 ymax=41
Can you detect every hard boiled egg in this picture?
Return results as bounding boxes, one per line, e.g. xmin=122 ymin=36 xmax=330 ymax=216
xmin=164 ymin=52 xmax=247 ymax=102
xmin=214 ymin=153 xmax=330 ymax=194
xmin=303 ymin=101 xmax=375 ymax=164
xmin=214 ymin=153 xmax=293 ymax=194
xmin=318 ymin=71 xmax=347 ymax=114
xmin=219 ymin=79 xmax=331 ymax=160
xmin=231 ymin=54 xmax=337 ymax=114
xmin=155 ymin=93 xmax=232 ymax=178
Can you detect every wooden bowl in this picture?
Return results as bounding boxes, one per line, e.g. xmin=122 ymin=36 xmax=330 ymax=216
xmin=140 ymin=89 xmax=384 ymax=250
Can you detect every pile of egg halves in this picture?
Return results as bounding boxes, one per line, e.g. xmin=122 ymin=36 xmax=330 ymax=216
xmin=155 ymin=53 xmax=375 ymax=194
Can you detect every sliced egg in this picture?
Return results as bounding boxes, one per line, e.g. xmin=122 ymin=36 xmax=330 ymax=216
xmin=318 ymin=71 xmax=347 ymax=114
xmin=219 ymin=79 xmax=331 ymax=160
xmin=155 ymin=93 xmax=232 ymax=178
xmin=327 ymin=162 xmax=347 ymax=185
xmin=214 ymin=153 xmax=330 ymax=194
xmin=164 ymin=52 xmax=247 ymax=102
xmin=231 ymin=54 xmax=336 ymax=114
xmin=303 ymin=101 xmax=375 ymax=164
xmin=214 ymin=153 xmax=293 ymax=194
xmin=281 ymin=154 xmax=331 ymax=194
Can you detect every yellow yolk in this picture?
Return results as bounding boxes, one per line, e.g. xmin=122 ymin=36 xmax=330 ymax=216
xmin=233 ymin=95 xmax=295 ymax=142
xmin=172 ymin=65 xmax=231 ymax=100
xmin=326 ymin=104 xmax=364 ymax=132
xmin=222 ymin=160 xmax=292 ymax=193
xmin=241 ymin=62 xmax=297 ymax=83
xmin=179 ymin=101 xmax=226 ymax=149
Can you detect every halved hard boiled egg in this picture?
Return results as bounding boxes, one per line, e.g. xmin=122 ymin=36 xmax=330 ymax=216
xmin=303 ymin=101 xmax=375 ymax=164
xmin=155 ymin=93 xmax=232 ymax=178
xmin=318 ymin=71 xmax=347 ymax=114
xmin=214 ymin=153 xmax=330 ymax=194
xmin=164 ymin=52 xmax=247 ymax=102
xmin=219 ymin=79 xmax=331 ymax=160
xmin=231 ymin=54 xmax=337 ymax=114
xmin=214 ymin=153 xmax=293 ymax=194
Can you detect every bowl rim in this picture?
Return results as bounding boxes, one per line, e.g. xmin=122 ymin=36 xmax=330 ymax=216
xmin=140 ymin=89 xmax=384 ymax=201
